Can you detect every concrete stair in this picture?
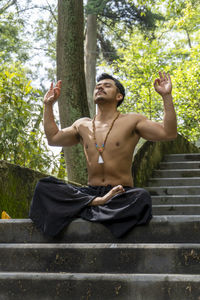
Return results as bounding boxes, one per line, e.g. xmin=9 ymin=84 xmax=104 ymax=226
xmin=0 ymin=153 xmax=200 ymax=299
xmin=149 ymin=154 xmax=200 ymax=215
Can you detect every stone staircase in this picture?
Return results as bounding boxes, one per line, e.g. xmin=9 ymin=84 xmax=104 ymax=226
xmin=0 ymin=153 xmax=200 ymax=299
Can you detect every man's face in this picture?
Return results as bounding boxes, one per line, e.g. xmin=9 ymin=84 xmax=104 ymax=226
xmin=93 ymin=79 xmax=119 ymax=104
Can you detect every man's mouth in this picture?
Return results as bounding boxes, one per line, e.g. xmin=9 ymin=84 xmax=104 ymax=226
xmin=96 ymin=90 xmax=106 ymax=96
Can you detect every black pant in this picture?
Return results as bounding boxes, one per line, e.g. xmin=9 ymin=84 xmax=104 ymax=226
xmin=29 ymin=176 xmax=152 ymax=238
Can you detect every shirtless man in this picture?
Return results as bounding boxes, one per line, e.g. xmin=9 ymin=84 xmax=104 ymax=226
xmin=29 ymin=72 xmax=177 ymax=238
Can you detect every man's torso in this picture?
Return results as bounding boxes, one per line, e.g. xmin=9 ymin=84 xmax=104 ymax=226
xmin=75 ymin=113 xmax=142 ymax=187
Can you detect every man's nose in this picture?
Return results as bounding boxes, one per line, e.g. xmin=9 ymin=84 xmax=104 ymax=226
xmin=98 ymin=85 xmax=105 ymax=91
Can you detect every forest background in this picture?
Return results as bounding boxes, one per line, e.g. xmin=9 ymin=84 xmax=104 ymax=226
xmin=0 ymin=0 xmax=199 ymax=183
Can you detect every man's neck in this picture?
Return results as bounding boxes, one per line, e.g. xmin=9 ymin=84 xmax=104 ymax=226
xmin=96 ymin=105 xmax=119 ymax=122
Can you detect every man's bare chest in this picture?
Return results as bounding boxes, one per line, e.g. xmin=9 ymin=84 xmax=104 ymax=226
xmin=78 ymin=118 xmax=139 ymax=152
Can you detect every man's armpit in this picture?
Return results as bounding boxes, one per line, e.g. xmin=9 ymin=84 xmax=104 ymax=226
xmin=72 ymin=125 xmax=81 ymax=142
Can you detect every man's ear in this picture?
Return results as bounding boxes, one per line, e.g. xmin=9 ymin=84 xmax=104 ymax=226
xmin=116 ymin=93 xmax=123 ymax=102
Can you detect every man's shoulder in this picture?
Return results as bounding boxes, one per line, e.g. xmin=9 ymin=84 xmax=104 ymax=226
xmin=121 ymin=112 xmax=147 ymax=122
xmin=72 ymin=117 xmax=92 ymax=131
xmin=73 ymin=117 xmax=91 ymax=125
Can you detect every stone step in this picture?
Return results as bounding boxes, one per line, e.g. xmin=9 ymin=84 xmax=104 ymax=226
xmin=0 ymin=243 xmax=200 ymax=274
xmin=148 ymin=177 xmax=200 ymax=186
xmin=0 ymin=272 xmax=199 ymax=300
xmin=152 ymin=204 xmax=200 ymax=215
xmin=147 ymin=186 xmax=200 ymax=195
xmin=159 ymin=161 xmax=200 ymax=169
xmin=1 ymin=152 xmax=200 ymax=300
xmin=151 ymin=195 xmax=200 ymax=205
xmin=153 ymin=169 xmax=200 ymax=178
xmin=1 ymin=217 xmax=200 ymax=243
xmin=164 ymin=153 xmax=200 ymax=162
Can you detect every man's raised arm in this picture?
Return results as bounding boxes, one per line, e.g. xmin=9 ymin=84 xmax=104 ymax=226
xmin=136 ymin=71 xmax=177 ymax=141
xmin=43 ymin=81 xmax=80 ymax=147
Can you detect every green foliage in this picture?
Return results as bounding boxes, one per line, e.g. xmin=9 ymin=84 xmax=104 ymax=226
xmin=85 ymin=0 xmax=164 ymax=65
xmin=86 ymin=0 xmax=163 ymax=30
xmin=1 ymin=0 xmax=199 ymax=181
xmin=115 ymin=34 xmax=168 ymax=120
xmin=111 ymin=16 xmax=200 ymax=143
xmin=0 ymin=1 xmax=67 ymax=178
xmin=85 ymin=0 xmax=108 ymax=15
xmin=31 ymin=0 xmax=163 ymax=72
xmin=172 ymin=46 xmax=200 ymax=141
xmin=0 ymin=12 xmax=29 ymax=62
xmin=33 ymin=15 xmax=57 ymax=82
xmin=0 ymin=60 xmax=65 ymax=176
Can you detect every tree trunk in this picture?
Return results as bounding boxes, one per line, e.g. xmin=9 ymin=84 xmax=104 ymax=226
xmin=57 ymin=0 xmax=90 ymax=184
xmin=85 ymin=2 xmax=97 ymax=117
xmin=185 ymin=29 xmax=192 ymax=48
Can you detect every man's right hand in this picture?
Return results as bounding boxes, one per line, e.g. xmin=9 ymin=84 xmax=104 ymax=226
xmin=44 ymin=80 xmax=62 ymax=105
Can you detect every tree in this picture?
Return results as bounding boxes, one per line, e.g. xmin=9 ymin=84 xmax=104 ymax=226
xmin=171 ymin=46 xmax=200 ymax=142
xmin=110 ymin=0 xmax=200 ymax=143
xmin=0 ymin=59 xmax=61 ymax=173
xmin=31 ymin=1 xmax=162 ymax=116
xmin=0 ymin=3 xmax=29 ymax=62
xmin=113 ymin=33 xmax=167 ymax=121
xmin=3 ymin=0 xmax=199 ymax=182
xmin=0 ymin=1 xmax=69 ymax=178
xmin=84 ymin=0 xmax=97 ymax=117
xmin=57 ymin=0 xmax=90 ymax=184
xmin=84 ymin=0 xmax=164 ymax=113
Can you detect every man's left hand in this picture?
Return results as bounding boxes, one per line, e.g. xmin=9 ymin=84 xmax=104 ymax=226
xmin=154 ymin=72 xmax=172 ymax=96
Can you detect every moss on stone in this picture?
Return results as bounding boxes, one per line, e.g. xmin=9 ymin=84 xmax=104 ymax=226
xmin=0 ymin=161 xmax=48 ymax=218
xmin=0 ymin=160 xmax=82 ymax=218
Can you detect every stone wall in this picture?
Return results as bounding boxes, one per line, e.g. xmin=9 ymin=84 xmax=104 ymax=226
xmin=132 ymin=134 xmax=200 ymax=187
xmin=0 ymin=161 xmax=83 ymax=218
xmin=0 ymin=161 xmax=47 ymax=218
xmin=0 ymin=160 xmax=84 ymax=218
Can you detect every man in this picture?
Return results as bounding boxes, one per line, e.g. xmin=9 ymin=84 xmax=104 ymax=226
xmin=29 ymin=72 xmax=177 ymax=238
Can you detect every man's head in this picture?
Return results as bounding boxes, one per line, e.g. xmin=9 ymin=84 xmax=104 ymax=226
xmin=95 ymin=73 xmax=125 ymax=107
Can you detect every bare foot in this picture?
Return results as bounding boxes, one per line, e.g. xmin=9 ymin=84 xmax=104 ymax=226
xmin=89 ymin=185 xmax=125 ymax=206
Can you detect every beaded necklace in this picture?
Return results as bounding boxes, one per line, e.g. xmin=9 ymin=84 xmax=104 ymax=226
xmin=92 ymin=112 xmax=120 ymax=164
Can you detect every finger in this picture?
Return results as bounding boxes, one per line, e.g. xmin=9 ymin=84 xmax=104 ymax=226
xmin=119 ymin=185 xmax=125 ymax=192
xmin=117 ymin=185 xmax=123 ymax=189
xmin=159 ymin=71 xmax=164 ymax=80
xmin=54 ymin=87 xmax=61 ymax=92
xmin=113 ymin=185 xmax=121 ymax=192
xmin=116 ymin=185 xmax=125 ymax=192
xmin=56 ymin=80 xmax=62 ymax=88
xmin=54 ymin=87 xmax=61 ymax=98
xmin=167 ymin=73 xmax=171 ymax=82
xmin=53 ymin=89 xmax=58 ymax=98
xmin=154 ymin=78 xmax=160 ymax=87
xmin=163 ymin=71 xmax=167 ymax=80
xmin=50 ymin=82 xmax=53 ymax=90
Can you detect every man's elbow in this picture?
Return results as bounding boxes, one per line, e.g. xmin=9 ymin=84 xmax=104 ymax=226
xmin=47 ymin=139 xmax=56 ymax=146
xmin=47 ymin=136 xmax=58 ymax=146
xmin=165 ymin=131 xmax=178 ymax=141
xmin=45 ymin=130 xmax=60 ymax=146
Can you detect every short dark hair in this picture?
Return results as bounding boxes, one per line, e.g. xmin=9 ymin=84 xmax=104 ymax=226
xmin=96 ymin=73 xmax=125 ymax=107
